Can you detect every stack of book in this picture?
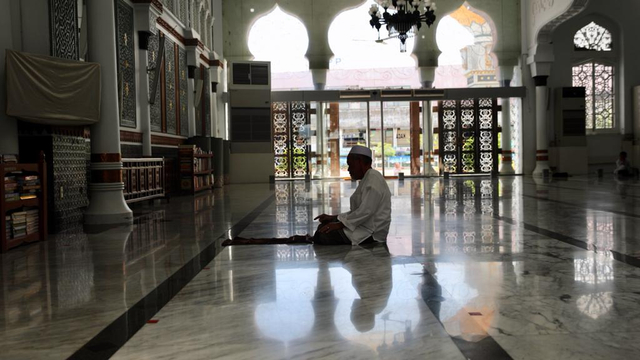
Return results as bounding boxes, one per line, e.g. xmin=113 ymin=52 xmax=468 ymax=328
xmin=11 ymin=211 xmax=27 ymax=238
xmin=4 ymin=176 xmax=19 ymax=202
xmin=0 ymin=154 xmax=18 ymax=163
xmin=26 ymin=208 xmax=39 ymax=235
xmin=179 ymin=145 xmax=196 ymax=172
xmin=4 ymin=215 xmax=11 ymax=239
xmin=18 ymin=175 xmax=40 ymax=200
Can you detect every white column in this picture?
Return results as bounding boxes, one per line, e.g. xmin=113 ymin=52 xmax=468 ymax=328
xmin=84 ymin=0 xmax=132 ymax=225
xmin=499 ymin=66 xmax=515 ymax=174
xmin=136 ymin=32 xmax=152 ymax=156
xmin=422 ymin=100 xmax=437 ymax=176
xmin=311 ymin=69 xmax=328 ymax=91
xmin=500 ymin=98 xmax=515 ymax=174
xmin=209 ymin=58 xmax=220 ymax=137
xmin=532 ymin=76 xmax=550 ymax=176
xmin=186 ymin=46 xmax=199 ymax=137
xmin=419 ymin=66 xmax=437 ymax=176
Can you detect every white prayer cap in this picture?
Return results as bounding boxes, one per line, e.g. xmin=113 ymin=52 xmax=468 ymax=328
xmin=348 ymin=145 xmax=372 ymax=159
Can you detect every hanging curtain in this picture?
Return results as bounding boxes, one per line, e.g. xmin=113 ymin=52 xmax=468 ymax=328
xmin=5 ymin=50 xmax=101 ymax=126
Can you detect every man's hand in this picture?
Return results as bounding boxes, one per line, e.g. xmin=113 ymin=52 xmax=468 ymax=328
xmin=314 ymin=214 xmax=338 ymax=224
xmin=318 ymin=221 xmax=345 ymax=233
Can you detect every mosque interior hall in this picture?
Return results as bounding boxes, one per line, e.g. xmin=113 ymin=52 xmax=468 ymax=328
xmin=2 ymin=0 xmax=640 ymax=359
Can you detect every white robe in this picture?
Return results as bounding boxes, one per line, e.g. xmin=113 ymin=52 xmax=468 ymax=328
xmin=338 ymin=169 xmax=392 ymax=245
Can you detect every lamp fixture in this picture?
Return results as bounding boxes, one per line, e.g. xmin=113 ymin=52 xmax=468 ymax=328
xmin=369 ymin=0 xmax=437 ymax=52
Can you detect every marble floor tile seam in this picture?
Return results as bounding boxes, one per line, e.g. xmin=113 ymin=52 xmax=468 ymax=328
xmin=520 ymin=193 xmax=640 ymax=220
xmin=495 ymin=214 xmax=640 ymax=270
xmin=64 ymin=194 xmax=277 ymax=360
xmin=491 ymin=333 xmax=640 ymax=360
xmin=521 ymin=177 xmax=640 ymax=194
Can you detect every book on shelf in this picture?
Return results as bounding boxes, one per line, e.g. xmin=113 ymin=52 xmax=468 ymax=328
xmin=1 ymin=154 xmax=18 ymax=164
xmin=5 ymin=193 xmax=20 ymax=202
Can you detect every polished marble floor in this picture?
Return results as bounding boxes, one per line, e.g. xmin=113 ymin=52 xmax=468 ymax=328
xmin=3 ymin=176 xmax=640 ymax=359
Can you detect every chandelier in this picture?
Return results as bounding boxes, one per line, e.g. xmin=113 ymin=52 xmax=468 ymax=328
xmin=369 ymin=0 xmax=437 ymax=52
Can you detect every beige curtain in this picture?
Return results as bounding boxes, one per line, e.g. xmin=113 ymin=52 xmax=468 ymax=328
xmin=5 ymin=50 xmax=101 ymax=126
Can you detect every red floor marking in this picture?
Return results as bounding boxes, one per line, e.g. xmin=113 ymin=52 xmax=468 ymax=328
xmin=147 ymin=319 xmax=159 ymax=324
xmin=468 ymin=312 xmax=483 ymax=316
xmin=203 ymin=267 xmax=210 ymax=270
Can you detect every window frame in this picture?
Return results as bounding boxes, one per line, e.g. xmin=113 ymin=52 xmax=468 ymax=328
xmin=571 ymin=58 xmax=616 ymax=134
xmin=571 ymin=21 xmax=618 ymax=134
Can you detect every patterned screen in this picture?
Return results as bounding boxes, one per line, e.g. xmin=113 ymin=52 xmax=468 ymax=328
xmin=204 ymin=69 xmax=211 ymax=136
xmin=440 ymin=100 xmax=458 ymax=174
xmin=574 ymin=22 xmax=612 ymax=52
xmin=272 ymin=102 xmax=309 ymax=178
xmin=478 ymin=98 xmax=496 ymax=173
xmin=148 ymin=34 xmax=162 ymax=132
xmin=195 ymin=65 xmax=203 ymax=136
xmin=165 ymin=37 xmax=177 ymax=134
xmin=290 ymin=102 xmax=309 ymax=178
xmin=273 ymin=102 xmax=290 ymax=178
xmin=116 ymin=0 xmax=137 ymax=128
xmin=50 ymin=0 xmax=79 ymax=60
xmin=572 ymin=62 xmax=614 ymax=130
xmin=438 ymin=98 xmax=497 ymax=175
xmin=179 ymin=47 xmax=189 ymax=136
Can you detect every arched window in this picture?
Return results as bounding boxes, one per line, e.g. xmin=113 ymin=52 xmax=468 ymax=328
xmin=574 ymin=21 xmax=612 ymax=51
xmin=571 ymin=22 xmax=615 ymax=130
xmin=248 ymin=6 xmax=310 ymax=90
xmin=326 ymin=0 xmax=419 ymax=89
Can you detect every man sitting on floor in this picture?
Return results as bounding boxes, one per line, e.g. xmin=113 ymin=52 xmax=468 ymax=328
xmin=313 ymin=145 xmax=392 ymax=246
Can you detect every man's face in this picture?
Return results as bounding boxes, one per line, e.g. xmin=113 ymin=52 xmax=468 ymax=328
xmin=347 ymin=155 xmax=363 ymax=180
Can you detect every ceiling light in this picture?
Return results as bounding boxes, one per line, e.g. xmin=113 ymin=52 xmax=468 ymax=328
xmin=369 ymin=0 xmax=437 ymax=52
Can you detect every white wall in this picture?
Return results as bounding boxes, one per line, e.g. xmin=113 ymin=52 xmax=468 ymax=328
xmin=229 ymin=153 xmax=274 ymax=183
xmin=548 ymin=0 xmax=640 ymax=165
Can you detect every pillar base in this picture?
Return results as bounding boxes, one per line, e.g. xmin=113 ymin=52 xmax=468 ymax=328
xmin=425 ymin=165 xmax=438 ymax=176
xmin=84 ymin=183 xmax=133 ymax=225
xmin=214 ymin=175 xmax=224 ymax=188
xmin=532 ymin=161 xmax=551 ymax=176
xmin=500 ymin=155 xmax=516 ymax=175
xmin=533 ymin=149 xmax=550 ymax=176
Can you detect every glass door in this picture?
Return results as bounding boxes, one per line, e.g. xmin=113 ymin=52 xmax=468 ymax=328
xmin=382 ymin=101 xmax=412 ymax=176
xmin=369 ymin=102 xmax=384 ymax=174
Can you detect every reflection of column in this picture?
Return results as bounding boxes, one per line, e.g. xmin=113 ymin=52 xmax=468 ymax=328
xmin=410 ymin=102 xmax=421 ymax=175
xmin=85 ymin=0 xmax=133 ymax=225
xmin=411 ymin=181 xmax=423 ymax=255
xmin=329 ymin=103 xmax=340 ymax=177
xmin=499 ymin=66 xmax=515 ymax=174
xmin=533 ymin=76 xmax=550 ymax=175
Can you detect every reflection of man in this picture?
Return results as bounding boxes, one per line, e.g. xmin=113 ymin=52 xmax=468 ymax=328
xmin=314 ymin=145 xmax=392 ymax=246
xmin=342 ymin=244 xmax=392 ymax=332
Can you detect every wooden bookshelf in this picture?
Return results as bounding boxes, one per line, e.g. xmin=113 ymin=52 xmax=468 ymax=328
xmin=179 ymin=145 xmax=214 ymax=194
xmin=0 ymin=153 xmax=48 ymax=253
